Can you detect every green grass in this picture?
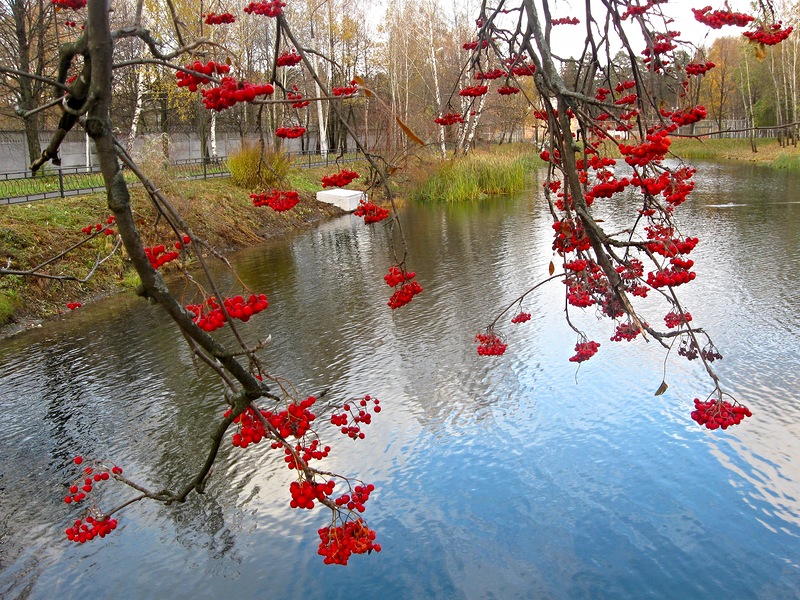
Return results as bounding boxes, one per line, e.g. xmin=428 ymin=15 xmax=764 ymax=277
xmin=771 ymin=152 xmax=800 ymax=170
xmin=412 ymin=153 xmax=535 ymax=203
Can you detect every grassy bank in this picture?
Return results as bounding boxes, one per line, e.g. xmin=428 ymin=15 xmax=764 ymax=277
xmin=0 ymin=163 xmax=353 ymax=331
xmin=670 ymin=137 xmax=800 ymax=168
xmin=411 ymin=147 xmax=538 ymax=203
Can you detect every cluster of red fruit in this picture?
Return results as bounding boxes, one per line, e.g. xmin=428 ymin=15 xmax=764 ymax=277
xmin=475 ymin=68 xmax=507 ymax=80
xmin=175 ymin=61 xmax=231 ymax=91
xmin=685 ymin=61 xmax=716 ymax=75
xmin=353 ymin=199 xmax=389 ymax=224
xmin=511 ymin=311 xmax=531 ymax=324
xmin=277 ymin=50 xmax=303 ymax=67
xmin=51 ymin=0 xmax=86 ymax=9
xmin=64 ymin=20 xmax=80 ymax=27
xmin=475 ymin=332 xmax=507 ymax=356
xmin=646 ymin=260 xmax=696 ymax=288
xmin=81 ymin=217 xmax=115 ymax=236
xmin=434 ymin=113 xmax=465 ymax=126
xmin=290 ymin=480 xmax=335 ymax=509
xmin=318 ymin=519 xmax=380 ymax=565
xmin=690 ymin=398 xmax=752 ymax=429
xmin=552 ymin=16 xmax=580 ymax=25
xmin=509 ymin=62 xmax=536 ymax=76
xmin=620 ymin=0 xmax=664 ymax=20
xmin=330 ymin=395 xmax=381 ymax=440
xmin=462 ymin=40 xmax=489 ymax=50
xmin=186 ymin=293 xmax=269 ymax=331
xmin=201 ymin=77 xmax=274 ymax=111
xmin=610 ymin=322 xmax=641 ymax=342
xmin=250 ymin=190 xmax=300 ymax=211
xmin=243 ymin=0 xmax=285 ymax=16
xmin=692 ymin=6 xmax=754 ymax=29
xmin=144 ymin=244 xmax=180 ymax=269
xmin=334 ymin=483 xmax=374 ymax=512
xmin=332 ymin=84 xmax=358 ymax=96
xmin=203 ymin=12 xmax=235 ymax=25
xmin=667 ymin=106 xmax=707 ymax=127
xmin=287 ymin=91 xmax=310 ymax=108
xmin=619 ymin=129 xmax=671 ymax=166
xmin=384 ymin=266 xmax=423 ymax=309
xmin=497 ymin=85 xmax=520 ymax=95
xmin=275 ymin=126 xmax=306 ymax=138
xmin=321 ymin=169 xmax=359 ymax=187
xmin=614 ymin=93 xmax=637 ymax=105
xmin=459 ymin=85 xmax=489 ymax=97
xmin=664 ymin=310 xmax=692 ymax=328
xmin=744 ymin=23 xmax=794 ymax=46
xmin=552 ymin=218 xmax=591 ymax=253
xmin=66 ymin=302 xmax=82 ymax=310
xmin=569 ymin=340 xmax=600 ymax=362
xmin=66 ymin=516 xmax=118 ymax=543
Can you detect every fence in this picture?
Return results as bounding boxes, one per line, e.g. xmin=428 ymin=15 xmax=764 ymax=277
xmin=0 ymin=150 xmax=363 ymax=205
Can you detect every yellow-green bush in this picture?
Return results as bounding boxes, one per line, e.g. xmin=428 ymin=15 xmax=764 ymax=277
xmin=228 ymin=145 xmax=295 ymax=189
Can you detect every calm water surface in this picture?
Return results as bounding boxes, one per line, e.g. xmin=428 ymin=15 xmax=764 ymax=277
xmin=1 ymin=161 xmax=799 ymax=599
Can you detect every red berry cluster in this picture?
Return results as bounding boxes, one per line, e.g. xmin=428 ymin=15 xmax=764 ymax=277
xmin=646 ymin=259 xmax=696 ymax=288
xmin=250 ymin=190 xmax=301 ymax=211
xmin=667 ymin=106 xmax=707 ymax=127
xmin=203 ymin=12 xmax=235 ymax=25
xmin=330 ymin=395 xmax=381 ymax=440
xmin=64 ymin=19 xmax=79 ymax=27
xmin=51 ymin=0 xmax=86 ymax=10
xmin=620 ymin=0 xmax=665 ymax=20
xmin=743 ymin=23 xmax=794 ymax=46
xmin=277 ymin=50 xmax=303 ymax=67
xmin=243 ymin=0 xmax=285 ymax=16
xmin=619 ymin=129 xmax=671 ymax=166
xmin=511 ymin=311 xmax=531 ymax=324
xmin=497 ymin=85 xmax=520 ymax=95
xmin=610 ymin=322 xmax=641 ymax=342
xmin=186 ymin=293 xmax=268 ymax=331
xmin=552 ymin=218 xmax=591 ymax=254
xmin=463 ymin=40 xmax=489 ymax=50
xmin=287 ymin=91 xmax=310 ymax=108
xmin=290 ymin=479 xmax=335 ymax=509
xmin=569 ymin=340 xmax=600 ymax=362
xmin=318 ymin=519 xmax=380 ymax=565
xmin=692 ymin=6 xmax=754 ymax=29
xmin=475 ymin=332 xmax=507 ymax=356
xmin=685 ymin=61 xmax=715 ymax=75
xmin=384 ymin=267 xmax=423 ymax=309
xmin=353 ymin=199 xmax=390 ymax=224
xmin=275 ymin=126 xmax=306 ymax=138
xmin=509 ymin=62 xmax=536 ymax=76
xmin=66 ymin=516 xmax=118 ymax=543
xmin=334 ymin=483 xmax=374 ymax=511
xmin=145 ymin=245 xmax=177 ymax=269
xmin=332 ymin=84 xmax=359 ymax=96
xmin=459 ymin=85 xmax=489 ymax=97
xmin=201 ymin=77 xmax=274 ymax=111
xmin=321 ymin=169 xmax=359 ymax=188
xmin=664 ymin=310 xmax=692 ymax=328
xmin=475 ymin=69 xmax=507 ymax=80
xmin=66 ymin=302 xmax=82 ymax=310
xmin=552 ymin=16 xmax=579 ymax=25
xmin=691 ymin=398 xmax=752 ymax=429
xmin=81 ymin=217 xmax=115 ymax=236
xmin=614 ymin=93 xmax=638 ymax=105
xmin=176 ymin=61 xmax=231 ymax=92
xmin=434 ymin=113 xmax=465 ymax=126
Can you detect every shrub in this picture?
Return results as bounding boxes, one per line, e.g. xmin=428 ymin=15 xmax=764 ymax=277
xmin=228 ymin=145 xmax=294 ymax=189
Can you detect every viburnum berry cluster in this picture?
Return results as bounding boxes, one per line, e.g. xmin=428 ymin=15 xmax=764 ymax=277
xmin=462 ymin=40 xmax=489 ymax=50
xmin=287 ymin=90 xmax=310 ymax=108
xmin=186 ymin=293 xmax=269 ymax=331
xmin=384 ymin=266 xmax=423 ymax=309
xmin=353 ymin=199 xmax=390 ymax=224
xmin=51 ymin=0 xmax=86 ymax=10
xmin=321 ymin=169 xmax=359 ymax=188
xmin=81 ymin=216 xmax=115 ymax=236
xmin=685 ymin=61 xmax=716 ymax=76
xmin=475 ymin=332 xmax=507 ymax=356
xmin=459 ymin=85 xmax=489 ymax=97
xmin=275 ymin=126 xmax=306 ymax=138
xmin=511 ymin=311 xmax=531 ymax=324
xmin=243 ymin=0 xmax=285 ymax=17
xmin=497 ymin=85 xmax=520 ymax=95
xmin=318 ymin=518 xmax=380 ymax=565
xmin=743 ymin=23 xmax=794 ymax=45
xmin=176 ymin=61 xmax=231 ymax=92
xmin=201 ymin=78 xmax=274 ymax=111
xmin=475 ymin=68 xmax=507 ymax=80
xmin=276 ymin=50 xmax=303 ymax=67
xmin=332 ymin=83 xmax=358 ymax=96
xmin=250 ymin=190 xmax=301 ymax=211
xmin=434 ymin=113 xmax=465 ymax=126
xmin=569 ymin=340 xmax=600 ymax=363
xmin=691 ymin=398 xmax=752 ymax=429
xmin=692 ymin=6 xmax=754 ymax=29
xmin=203 ymin=12 xmax=236 ymax=25
xmin=63 ymin=456 xmax=125 ymax=543
xmin=66 ymin=302 xmax=82 ymax=310
xmin=330 ymin=395 xmax=381 ymax=440
xmin=552 ymin=16 xmax=580 ymax=25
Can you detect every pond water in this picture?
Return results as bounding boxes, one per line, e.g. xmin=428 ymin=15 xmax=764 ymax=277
xmin=1 ymin=161 xmax=799 ymax=599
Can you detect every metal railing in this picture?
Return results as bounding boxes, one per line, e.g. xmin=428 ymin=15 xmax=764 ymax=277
xmin=1 ymin=150 xmax=362 ymax=205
